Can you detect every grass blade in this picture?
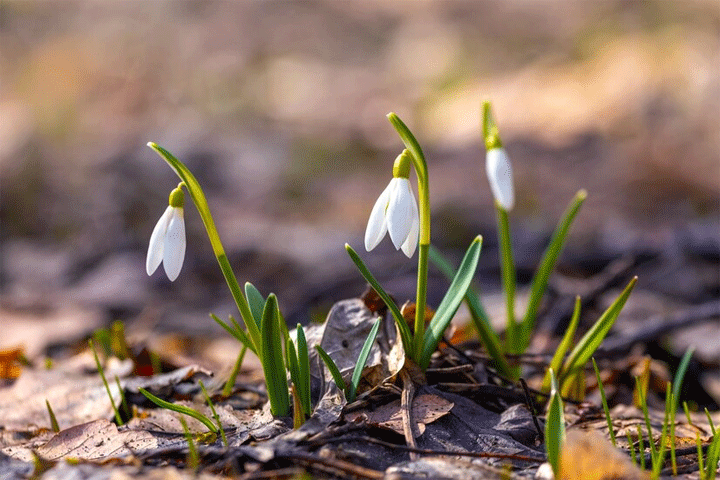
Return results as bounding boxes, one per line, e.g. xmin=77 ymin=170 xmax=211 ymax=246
xmin=345 ymin=243 xmax=413 ymax=351
xmin=348 ymin=318 xmax=381 ymax=402
xmin=592 ymin=358 xmax=616 ymax=447
xmin=198 ymin=380 xmax=227 ymax=446
xmin=139 ymin=387 xmax=218 ymax=433
xmin=315 ymin=345 xmax=346 ymax=394
xmin=428 ymin=246 xmax=511 ymax=377
xmin=260 ymin=294 xmax=289 ymax=416
xmin=90 ymin=340 xmax=123 ymax=425
xmin=672 ymin=346 xmax=695 ymax=411
xmin=518 ymin=189 xmax=586 ymax=351
xmin=420 ymin=236 xmax=482 ymax=370
xmin=46 ymin=400 xmax=59 ymax=432
xmin=222 ymin=345 xmax=247 ymax=397
xmin=561 ymin=277 xmax=637 ymax=381
xmin=210 ymin=313 xmax=256 ymax=355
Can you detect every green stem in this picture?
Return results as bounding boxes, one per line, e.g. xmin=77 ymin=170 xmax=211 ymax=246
xmin=147 ymin=143 xmax=260 ymax=354
xmin=386 ymin=114 xmax=430 ymax=363
xmin=496 ymin=203 xmax=516 ymax=353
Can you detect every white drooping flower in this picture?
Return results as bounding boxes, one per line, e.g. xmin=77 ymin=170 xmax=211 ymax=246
xmin=146 ymin=187 xmax=186 ymax=281
xmin=364 ymin=176 xmax=419 ymax=258
xmin=486 ymin=147 xmax=514 ymax=211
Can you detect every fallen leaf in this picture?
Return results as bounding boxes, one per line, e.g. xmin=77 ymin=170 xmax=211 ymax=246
xmin=559 ymin=430 xmax=649 ymax=480
xmin=346 ymin=393 xmax=453 ymax=435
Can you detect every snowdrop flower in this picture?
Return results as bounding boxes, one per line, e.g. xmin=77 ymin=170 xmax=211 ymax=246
xmin=485 ymin=135 xmax=514 ymax=211
xmin=146 ymin=185 xmax=186 ymax=281
xmin=364 ymin=152 xmax=419 ymax=257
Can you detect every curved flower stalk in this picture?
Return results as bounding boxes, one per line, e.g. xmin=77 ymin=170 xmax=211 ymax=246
xmin=483 ymin=102 xmax=519 ymax=354
xmin=146 ymin=184 xmax=186 ymax=281
xmin=364 ymin=150 xmax=419 ymax=258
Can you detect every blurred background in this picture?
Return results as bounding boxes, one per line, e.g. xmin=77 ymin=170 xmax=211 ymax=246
xmin=1 ymin=1 xmax=718 ymax=369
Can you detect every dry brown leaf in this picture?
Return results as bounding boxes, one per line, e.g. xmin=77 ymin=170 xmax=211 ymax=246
xmin=559 ymin=430 xmax=649 ymax=480
xmin=0 ymin=347 xmax=24 ymax=380
xmin=346 ymin=393 xmax=453 ymax=436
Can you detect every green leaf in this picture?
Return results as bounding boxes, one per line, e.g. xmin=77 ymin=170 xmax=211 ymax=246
xmin=260 ymin=294 xmax=289 ymax=416
xmin=672 ymin=346 xmax=695 ymax=411
xmin=705 ymin=426 xmax=720 ymax=480
xmin=315 ymin=345 xmax=346 ymax=394
xmin=348 ymin=318 xmax=381 ymax=403
xmin=345 ymin=243 xmax=413 ymax=352
xmin=420 ymin=236 xmax=482 ymax=370
xmin=592 ymin=358 xmax=616 ymax=447
xmin=139 ymin=387 xmax=218 ymax=433
xmin=561 ymin=277 xmax=637 ymax=382
xmin=210 ymin=313 xmax=256 ymax=355
xmin=518 ymin=190 xmax=586 ymax=351
xmin=545 ymin=369 xmax=566 ymax=479
xmin=245 ymin=282 xmax=265 ymax=329
xmin=296 ymin=324 xmax=311 ymax=416
xmin=429 ymin=246 xmax=511 ymax=377
xmin=542 ymin=296 xmax=581 ymax=392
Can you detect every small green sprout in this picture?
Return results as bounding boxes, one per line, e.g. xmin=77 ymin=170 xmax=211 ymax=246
xmin=89 ymin=339 xmax=123 ymax=425
xmin=45 ymin=400 xmax=59 ymax=432
xmin=179 ymin=417 xmax=199 ymax=471
xmin=316 ymin=317 xmax=382 ymax=403
xmin=139 ymin=387 xmax=218 ymax=435
xmin=545 ymin=368 xmax=566 ymax=478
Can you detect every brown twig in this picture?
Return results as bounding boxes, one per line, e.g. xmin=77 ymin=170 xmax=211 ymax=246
xmin=400 ymin=369 xmax=420 ymax=460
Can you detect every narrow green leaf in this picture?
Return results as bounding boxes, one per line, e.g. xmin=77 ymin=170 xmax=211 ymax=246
xmin=429 ymin=246 xmax=511 ymax=377
xmin=198 ymin=380 xmax=227 ymax=446
xmin=315 ymin=345 xmax=346 ymax=394
xmin=139 ymin=387 xmax=218 ymax=433
xmin=90 ymin=340 xmax=123 ymax=426
xmin=179 ymin=417 xmax=199 ymax=471
xmin=210 ymin=313 xmax=256 ymax=355
xmin=705 ymin=426 xmax=720 ymax=480
xmin=345 ymin=243 xmax=413 ymax=351
xmin=543 ymin=296 xmax=581 ymax=393
xmin=286 ymin=337 xmax=300 ymax=394
xmin=260 ymin=294 xmax=289 ymax=416
xmin=545 ymin=369 xmax=566 ymax=479
xmin=592 ymin=358 xmax=616 ymax=447
xmin=636 ymin=376 xmax=658 ymax=463
xmin=245 ymin=282 xmax=265 ymax=329
xmin=420 ymin=236 xmax=482 ymax=370
xmin=348 ymin=318 xmax=381 ymax=403
xmin=672 ymin=346 xmax=695 ymax=411
xmin=519 ymin=190 xmax=586 ymax=351
xmin=561 ymin=277 xmax=637 ymax=380
xmin=222 ymin=345 xmax=247 ymax=397
xmin=46 ymin=400 xmax=59 ymax=432
xmin=296 ymin=324 xmax=311 ymax=416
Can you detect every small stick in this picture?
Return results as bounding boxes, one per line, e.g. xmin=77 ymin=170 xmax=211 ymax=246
xmin=400 ymin=369 xmax=419 ymax=460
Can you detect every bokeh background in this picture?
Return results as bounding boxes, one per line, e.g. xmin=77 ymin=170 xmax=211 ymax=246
xmin=1 ymin=1 xmax=718 ymax=368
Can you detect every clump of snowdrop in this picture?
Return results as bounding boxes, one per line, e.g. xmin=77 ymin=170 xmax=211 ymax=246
xmin=146 ymin=184 xmax=186 ymax=281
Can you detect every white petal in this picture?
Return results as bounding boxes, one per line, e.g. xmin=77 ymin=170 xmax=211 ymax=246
xmin=146 ymin=206 xmax=173 ymax=276
xmin=486 ymin=148 xmax=514 ymax=210
xmin=386 ymin=178 xmax=414 ymax=250
xmin=364 ymin=180 xmax=392 ymax=251
xmin=401 ymin=193 xmax=419 ymax=258
xmin=162 ymin=207 xmax=186 ymax=281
